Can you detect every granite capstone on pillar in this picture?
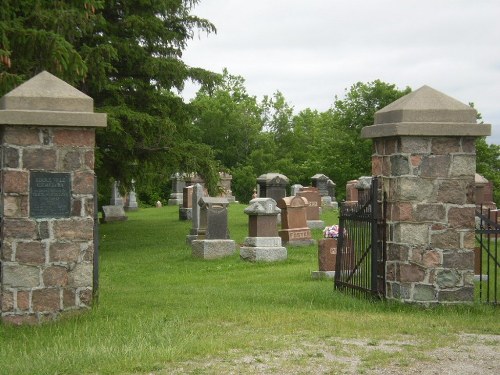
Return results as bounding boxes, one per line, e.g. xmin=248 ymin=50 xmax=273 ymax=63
xmin=361 ymin=85 xmax=491 ymax=305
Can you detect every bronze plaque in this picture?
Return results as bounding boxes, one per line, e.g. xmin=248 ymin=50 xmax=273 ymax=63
xmin=30 ymin=172 xmax=71 ymax=218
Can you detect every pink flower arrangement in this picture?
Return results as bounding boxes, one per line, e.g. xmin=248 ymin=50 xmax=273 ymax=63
xmin=323 ymin=225 xmax=340 ymax=238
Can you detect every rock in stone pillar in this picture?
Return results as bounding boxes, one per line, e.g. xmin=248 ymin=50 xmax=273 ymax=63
xmin=240 ymin=198 xmax=287 ymax=262
xmin=361 ymin=85 xmax=491 ymax=305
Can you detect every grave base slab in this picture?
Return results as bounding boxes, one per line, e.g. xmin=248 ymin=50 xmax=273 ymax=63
xmin=179 ymin=208 xmax=192 ymax=221
xmin=311 ymin=271 xmax=336 ymax=279
xmin=191 ymin=239 xmax=236 ymax=259
xmin=240 ymin=246 xmax=287 ymax=262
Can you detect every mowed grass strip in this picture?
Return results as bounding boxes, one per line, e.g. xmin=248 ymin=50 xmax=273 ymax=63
xmin=0 ymin=204 xmax=498 ymax=374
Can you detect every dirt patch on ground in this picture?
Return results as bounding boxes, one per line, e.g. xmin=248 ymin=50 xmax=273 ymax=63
xmin=159 ymin=333 xmax=499 ymax=374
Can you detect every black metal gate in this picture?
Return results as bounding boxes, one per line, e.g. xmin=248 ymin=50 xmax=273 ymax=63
xmin=334 ymin=177 xmax=386 ymax=298
xmin=475 ymin=206 xmax=499 ymax=305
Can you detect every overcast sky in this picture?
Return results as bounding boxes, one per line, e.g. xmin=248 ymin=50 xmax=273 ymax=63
xmin=182 ymin=0 xmax=499 ymax=144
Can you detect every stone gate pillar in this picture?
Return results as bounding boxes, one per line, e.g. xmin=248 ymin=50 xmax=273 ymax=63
xmin=0 ymin=71 xmax=106 ymax=324
xmin=361 ymin=85 xmax=490 ymax=305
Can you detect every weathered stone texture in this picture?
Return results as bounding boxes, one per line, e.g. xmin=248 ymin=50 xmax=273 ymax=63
xmin=3 ymin=219 xmax=37 ymax=239
xmin=398 ymin=137 xmax=430 ymax=153
xmin=447 ymin=206 xmax=475 ymax=228
xmin=15 ymin=241 xmax=46 ymax=264
xmin=399 ymin=263 xmax=426 ymax=283
xmin=3 ymin=127 xmax=40 ymax=146
xmin=3 ymin=146 xmax=20 ymax=168
xmin=73 ymin=171 xmax=94 ymax=194
xmin=24 ymin=148 xmax=57 ymax=170
xmin=420 ymin=155 xmax=451 ymax=178
xmin=2 ymin=264 xmax=40 ymax=288
xmin=3 ymin=195 xmax=29 ymax=217
xmin=53 ymin=219 xmax=93 ymax=240
xmin=3 ymin=170 xmax=28 ymax=193
xmin=17 ymin=291 xmax=30 ymax=311
xmin=414 ymin=204 xmax=446 ymax=222
xmin=442 ymin=250 xmax=474 ymax=269
xmin=68 ymin=263 xmax=93 ymax=287
xmin=43 ymin=266 xmax=69 ymax=287
xmin=49 ymin=242 xmax=80 ymax=263
xmin=450 ymin=155 xmax=476 ymax=177
xmin=32 ymin=289 xmax=60 ymax=312
xmin=431 ymin=137 xmax=461 ymax=154
xmin=53 ymin=128 xmax=95 ymax=147
xmin=431 ymin=229 xmax=461 ymax=249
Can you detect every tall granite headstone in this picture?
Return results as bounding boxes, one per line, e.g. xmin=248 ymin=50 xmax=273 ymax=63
xmin=168 ymin=173 xmax=185 ymax=206
xmin=179 ymin=185 xmax=193 ymax=221
xmin=240 ymin=198 xmax=287 ymax=261
xmin=186 ymin=183 xmax=204 ymax=243
xmin=257 ymin=173 xmax=289 ymax=203
xmin=297 ymin=187 xmax=324 ymax=229
xmin=277 ymin=196 xmax=314 ymax=246
xmin=191 ymin=197 xmax=236 ymax=259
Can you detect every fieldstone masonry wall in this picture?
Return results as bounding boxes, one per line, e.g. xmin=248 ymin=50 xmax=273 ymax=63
xmin=0 ymin=71 xmax=106 ymax=324
xmin=362 ymin=85 xmax=491 ymax=305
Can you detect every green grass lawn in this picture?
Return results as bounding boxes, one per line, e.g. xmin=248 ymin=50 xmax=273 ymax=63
xmin=0 ymin=204 xmax=498 ymax=374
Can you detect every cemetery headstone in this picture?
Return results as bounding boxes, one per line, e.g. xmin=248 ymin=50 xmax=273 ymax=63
xmin=290 ymin=184 xmax=303 ymax=196
xmin=277 ymin=196 xmax=314 ymax=246
xmin=240 ymin=198 xmax=287 ymax=261
xmin=191 ymin=197 xmax=236 ymax=259
xmin=186 ymin=183 xmax=204 ymax=243
xmin=103 ymin=181 xmax=127 ymax=221
xmin=257 ymin=173 xmax=289 ymax=203
xmin=326 ymin=179 xmax=338 ymax=209
xmin=218 ymin=172 xmax=236 ymax=202
xmin=110 ymin=181 xmax=124 ymax=206
xmin=312 ymin=237 xmax=338 ymax=279
xmin=475 ymin=173 xmax=496 ymax=210
xmin=311 ymin=174 xmax=329 ymax=196
xmin=297 ymin=187 xmax=324 ymax=229
xmin=356 ymin=176 xmax=372 ymax=205
xmin=101 ymin=205 xmax=128 ymax=223
xmin=0 ymin=71 xmax=106 ymax=325
xmin=124 ymin=180 xmax=138 ymax=211
xmin=167 ymin=172 xmax=185 ymax=206
xmin=345 ymin=180 xmax=359 ymax=202
xmin=179 ymin=185 xmax=193 ymax=220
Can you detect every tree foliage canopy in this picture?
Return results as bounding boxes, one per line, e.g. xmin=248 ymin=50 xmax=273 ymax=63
xmin=0 ymin=0 xmax=222 ymax=202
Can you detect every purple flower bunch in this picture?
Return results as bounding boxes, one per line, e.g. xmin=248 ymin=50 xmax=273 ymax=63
xmin=323 ymin=225 xmax=340 ymax=238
